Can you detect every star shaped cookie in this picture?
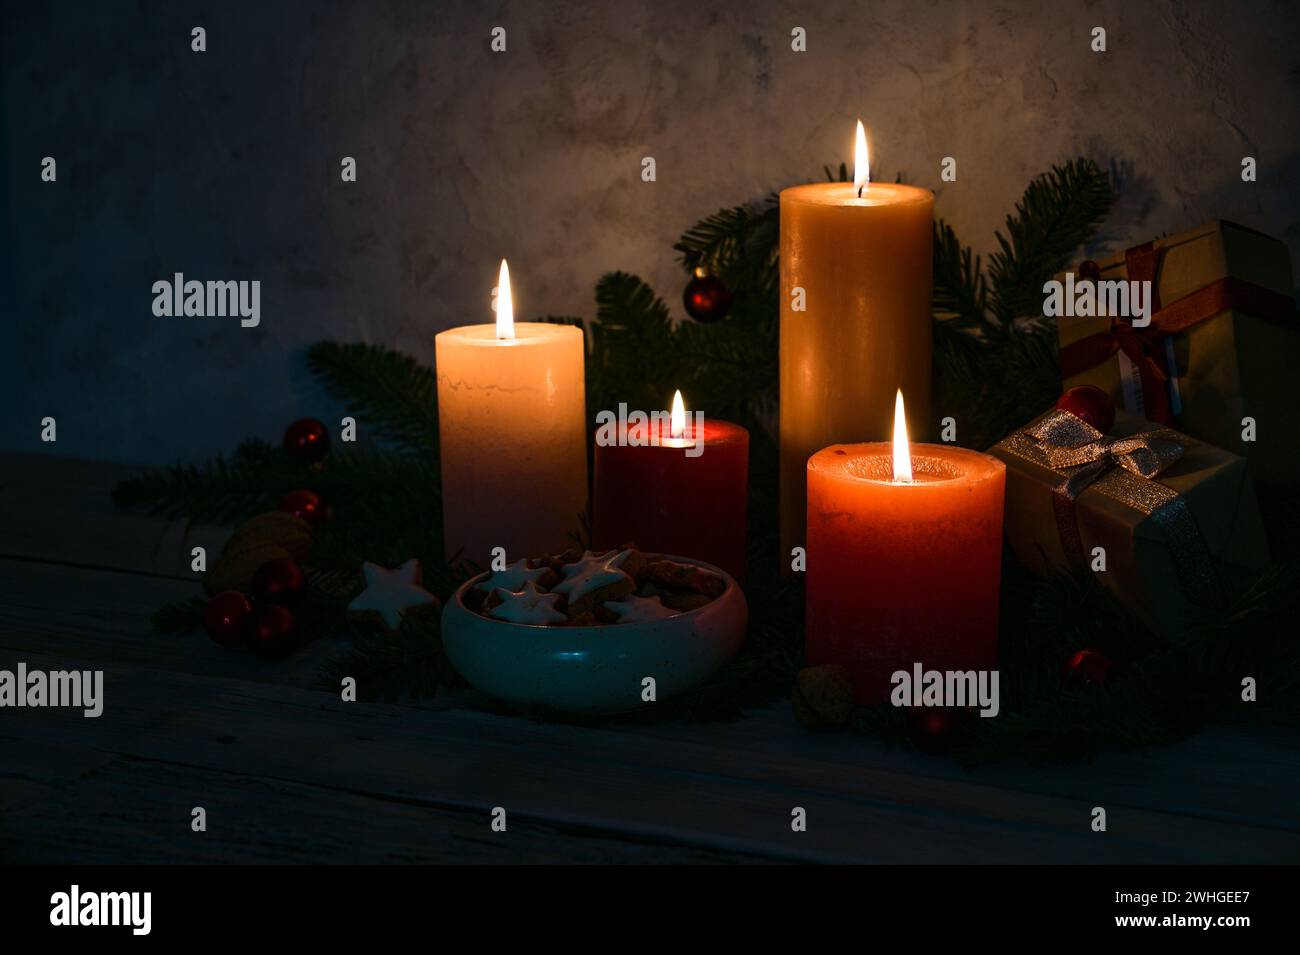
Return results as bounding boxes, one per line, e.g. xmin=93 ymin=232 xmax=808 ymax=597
xmin=347 ymin=558 xmax=438 ymax=630
xmin=473 ymin=558 xmax=553 ymax=594
xmin=552 ymin=549 xmax=635 ymax=611
xmin=487 ymin=580 xmax=568 ymax=625
xmin=603 ymin=593 xmax=677 ymax=623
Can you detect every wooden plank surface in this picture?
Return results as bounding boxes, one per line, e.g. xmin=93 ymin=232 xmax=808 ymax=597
xmin=1 ymin=451 xmax=1298 ymax=864
xmin=0 ymin=558 xmax=344 ymax=691
xmin=0 ymin=451 xmax=228 ymax=579
xmin=0 ymin=736 xmax=770 ymax=864
xmin=3 ymin=556 xmax=1296 ymax=839
xmin=4 ymin=652 xmax=1296 ymax=864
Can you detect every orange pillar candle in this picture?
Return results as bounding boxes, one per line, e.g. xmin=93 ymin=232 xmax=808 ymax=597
xmin=435 ymin=260 xmax=587 ymax=567
xmin=805 ymin=392 xmax=1005 ymax=704
xmin=780 ymin=121 xmax=934 ymax=563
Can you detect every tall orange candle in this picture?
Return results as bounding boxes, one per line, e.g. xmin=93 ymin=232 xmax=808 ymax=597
xmin=805 ymin=392 xmax=1005 ymax=704
xmin=780 ymin=121 xmax=933 ymax=564
xmin=435 ymin=261 xmax=587 ymax=567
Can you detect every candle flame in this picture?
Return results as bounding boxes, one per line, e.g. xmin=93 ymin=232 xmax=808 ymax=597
xmin=853 ymin=120 xmax=869 ymax=195
xmin=892 ymin=389 xmax=912 ymax=483
xmin=495 ymin=259 xmax=515 ymax=340
xmin=670 ymin=389 xmax=687 ymax=439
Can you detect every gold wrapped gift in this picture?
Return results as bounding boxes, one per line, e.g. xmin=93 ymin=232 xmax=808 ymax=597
xmin=1055 ymin=220 xmax=1298 ymax=483
xmin=991 ymin=409 xmax=1269 ymax=635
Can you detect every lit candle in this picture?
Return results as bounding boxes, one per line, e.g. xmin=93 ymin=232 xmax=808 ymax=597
xmin=592 ymin=390 xmax=749 ymax=582
xmin=805 ymin=391 xmax=1005 ymax=703
xmin=780 ymin=120 xmax=934 ymax=564
xmin=435 ymin=260 xmax=587 ymax=566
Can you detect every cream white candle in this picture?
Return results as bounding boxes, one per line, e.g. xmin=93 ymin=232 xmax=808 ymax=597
xmin=435 ymin=261 xmax=587 ymax=566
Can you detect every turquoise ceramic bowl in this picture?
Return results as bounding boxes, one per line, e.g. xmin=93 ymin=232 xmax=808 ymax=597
xmin=441 ymin=556 xmax=747 ymax=714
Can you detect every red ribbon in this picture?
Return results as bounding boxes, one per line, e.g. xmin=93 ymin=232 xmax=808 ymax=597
xmin=1058 ymin=241 xmax=1296 ymax=424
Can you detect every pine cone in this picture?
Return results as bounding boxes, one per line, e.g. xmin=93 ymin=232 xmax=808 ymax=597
xmin=792 ymin=664 xmax=855 ymax=730
xmin=223 ymin=511 xmax=313 ymax=562
xmin=204 ymin=542 xmax=291 ymax=596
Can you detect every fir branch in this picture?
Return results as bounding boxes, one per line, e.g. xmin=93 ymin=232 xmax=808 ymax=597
xmin=151 ymin=597 xmax=208 ymax=635
xmin=113 ymin=439 xmax=292 ymax=523
xmin=114 ymin=445 xmax=436 ymax=528
xmin=986 ymin=158 xmax=1116 ymax=322
xmin=673 ymin=197 xmax=780 ymax=298
xmin=594 ymin=270 xmax=674 ymax=339
xmin=306 ymin=342 xmax=437 ymax=455
xmin=934 ymin=318 xmax=1058 ymax=450
xmin=584 ymin=271 xmax=681 ymax=413
xmin=932 ymin=219 xmax=987 ymax=327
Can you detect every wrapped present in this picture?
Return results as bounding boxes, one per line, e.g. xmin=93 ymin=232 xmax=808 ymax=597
xmin=991 ymin=408 xmax=1269 ymax=635
xmin=1056 ymin=220 xmax=1298 ymax=483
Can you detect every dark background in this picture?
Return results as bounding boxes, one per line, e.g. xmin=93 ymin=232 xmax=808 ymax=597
xmin=4 ymin=0 xmax=1299 ymax=464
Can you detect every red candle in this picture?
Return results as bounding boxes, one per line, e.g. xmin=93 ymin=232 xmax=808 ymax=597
xmin=805 ymin=391 xmax=1005 ymax=703
xmin=593 ymin=391 xmax=749 ymax=582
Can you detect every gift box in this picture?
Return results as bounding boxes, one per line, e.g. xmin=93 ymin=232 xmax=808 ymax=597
xmin=1056 ymin=220 xmax=1298 ymax=483
xmin=991 ymin=408 xmax=1269 ymax=635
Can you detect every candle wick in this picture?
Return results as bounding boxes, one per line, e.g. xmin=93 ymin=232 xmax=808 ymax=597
xmin=857 ymin=183 xmax=864 ymax=199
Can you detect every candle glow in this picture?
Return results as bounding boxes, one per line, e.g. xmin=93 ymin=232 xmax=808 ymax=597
xmin=495 ymin=259 xmax=514 ymax=340
xmin=854 ymin=120 xmax=869 ymax=196
xmin=670 ymin=389 xmax=687 ymax=439
xmin=892 ymin=389 xmax=912 ymax=483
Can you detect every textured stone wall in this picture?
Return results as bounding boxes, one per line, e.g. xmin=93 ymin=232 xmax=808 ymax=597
xmin=4 ymin=0 xmax=1298 ymax=464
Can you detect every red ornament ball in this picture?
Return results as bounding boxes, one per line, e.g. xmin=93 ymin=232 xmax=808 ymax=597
xmin=280 ymin=489 xmax=326 ymax=524
xmin=683 ymin=273 xmax=732 ymax=323
xmin=283 ymin=418 xmax=331 ymax=461
xmin=244 ymin=604 xmax=299 ymax=659
xmin=1055 ymin=385 xmax=1115 ymax=434
xmin=251 ymin=556 xmax=309 ymax=607
xmin=908 ymin=708 xmax=962 ymax=754
xmin=1078 ymin=259 xmax=1102 ymax=282
xmin=203 ymin=591 xmax=253 ymax=647
xmin=1063 ymin=648 xmax=1116 ymax=687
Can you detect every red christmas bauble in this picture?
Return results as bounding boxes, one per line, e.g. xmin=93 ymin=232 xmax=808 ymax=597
xmin=683 ymin=273 xmax=732 ymax=323
xmin=280 ymin=489 xmax=326 ymax=524
xmin=203 ymin=591 xmax=253 ymax=647
xmin=283 ymin=418 xmax=331 ymax=461
xmin=1055 ymin=385 xmax=1115 ymax=433
xmin=1063 ymin=648 xmax=1116 ymax=687
xmin=244 ymin=604 xmax=299 ymax=659
xmin=251 ymin=556 xmax=308 ymax=607
xmin=1078 ymin=259 xmax=1102 ymax=282
xmin=908 ymin=708 xmax=962 ymax=754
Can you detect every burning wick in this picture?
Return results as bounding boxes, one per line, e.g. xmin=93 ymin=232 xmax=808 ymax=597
xmin=892 ymin=389 xmax=913 ymax=483
xmin=670 ymin=389 xmax=687 ymax=440
xmin=854 ymin=120 xmax=869 ymax=199
xmin=495 ymin=259 xmax=514 ymax=340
